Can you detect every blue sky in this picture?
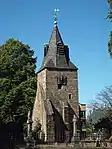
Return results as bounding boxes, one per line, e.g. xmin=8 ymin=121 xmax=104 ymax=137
xmin=0 ymin=0 xmax=112 ymax=108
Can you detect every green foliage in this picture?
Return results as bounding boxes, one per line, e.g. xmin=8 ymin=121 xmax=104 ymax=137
xmin=107 ymin=0 xmax=112 ymax=21
xmin=92 ymin=86 xmax=112 ymax=124
xmin=87 ymin=109 xmax=104 ymax=126
xmin=108 ymin=31 xmax=112 ymax=56
xmin=0 ymin=38 xmax=37 ymax=124
xmin=86 ymin=128 xmax=92 ymax=136
xmin=107 ymin=0 xmax=112 ymax=56
xmin=86 ymin=109 xmax=103 ymax=133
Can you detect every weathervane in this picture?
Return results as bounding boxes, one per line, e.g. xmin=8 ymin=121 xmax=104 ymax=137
xmin=54 ymin=8 xmax=59 ymax=26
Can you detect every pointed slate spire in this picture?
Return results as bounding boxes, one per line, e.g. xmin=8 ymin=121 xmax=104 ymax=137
xmin=38 ymin=11 xmax=78 ymax=72
xmin=49 ymin=25 xmax=64 ymax=46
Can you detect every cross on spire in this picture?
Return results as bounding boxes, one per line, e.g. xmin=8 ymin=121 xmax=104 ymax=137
xmin=54 ymin=9 xmax=59 ymax=26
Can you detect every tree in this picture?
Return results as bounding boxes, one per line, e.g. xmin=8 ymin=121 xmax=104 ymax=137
xmin=87 ymin=109 xmax=103 ymax=126
xmin=94 ymin=117 xmax=112 ymax=137
xmin=107 ymin=0 xmax=112 ymax=21
xmin=0 ymin=38 xmax=37 ymax=124
xmin=108 ymin=32 xmax=112 ymax=56
xmin=92 ymin=86 xmax=112 ymax=122
xmin=107 ymin=0 xmax=112 ymax=56
xmin=86 ymin=128 xmax=92 ymax=136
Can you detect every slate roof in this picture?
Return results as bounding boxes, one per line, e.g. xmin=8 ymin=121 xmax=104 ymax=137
xmin=38 ymin=24 xmax=78 ymax=72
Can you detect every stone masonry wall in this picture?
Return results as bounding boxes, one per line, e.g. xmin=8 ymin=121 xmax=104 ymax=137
xmin=32 ymin=68 xmax=79 ymax=142
xmin=32 ymin=70 xmax=47 ymax=140
xmin=46 ymin=69 xmax=79 ymax=118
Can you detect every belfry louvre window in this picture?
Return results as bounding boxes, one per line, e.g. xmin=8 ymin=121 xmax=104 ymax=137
xmin=57 ymin=43 xmax=65 ymax=55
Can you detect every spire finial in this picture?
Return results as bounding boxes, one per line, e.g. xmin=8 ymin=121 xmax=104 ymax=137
xmin=54 ymin=9 xmax=59 ymax=26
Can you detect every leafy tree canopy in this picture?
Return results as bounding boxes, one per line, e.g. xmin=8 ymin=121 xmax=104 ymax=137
xmin=107 ymin=0 xmax=112 ymax=56
xmin=108 ymin=32 xmax=112 ymax=56
xmin=0 ymin=38 xmax=37 ymax=124
xmin=107 ymin=0 xmax=112 ymax=21
xmin=87 ymin=109 xmax=104 ymax=126
xmin=87 ymin=86 xmax=112 ymax=132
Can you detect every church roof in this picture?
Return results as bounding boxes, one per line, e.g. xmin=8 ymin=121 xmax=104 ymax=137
xmin=49 ymin=25 xmax=64 ymax=46
xmin=38 ymin=24 xmax=78 ymax=72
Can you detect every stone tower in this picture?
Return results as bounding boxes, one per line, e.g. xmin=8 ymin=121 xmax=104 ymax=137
xmin=32 ymin=15 xmax=79 ymax=143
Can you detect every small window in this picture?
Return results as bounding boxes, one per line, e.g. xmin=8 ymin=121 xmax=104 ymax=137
xmin=68 ymin=93 xmax=72 ymax=99
xmin=80 ymin=111 xmax=85 ymax=117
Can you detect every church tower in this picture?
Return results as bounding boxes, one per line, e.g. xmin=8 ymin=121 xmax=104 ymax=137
xmin=32 ymin=11 xmax=79 ymax=143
